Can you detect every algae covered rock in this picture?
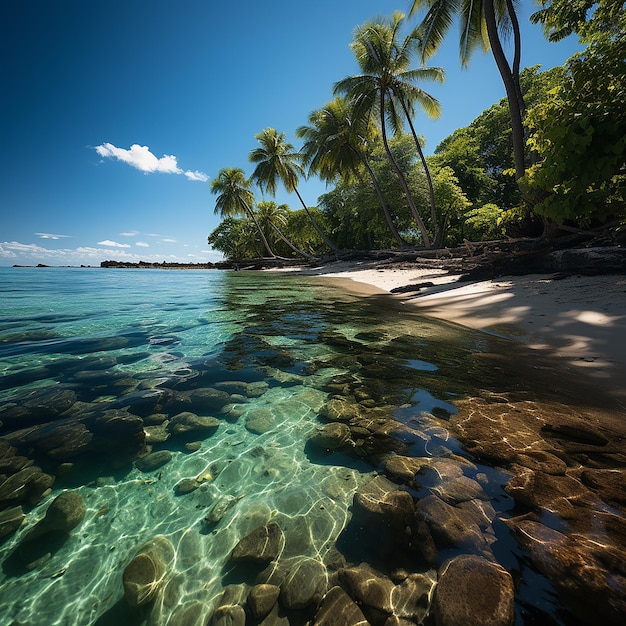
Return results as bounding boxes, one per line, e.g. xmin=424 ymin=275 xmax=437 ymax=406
xmin=319 ymin=398 xmax=361 ymax=422
xmin=168 ymin=411 xmax=220 ymax=436
xmin=309 ymin=422 xmax=351 ymax=450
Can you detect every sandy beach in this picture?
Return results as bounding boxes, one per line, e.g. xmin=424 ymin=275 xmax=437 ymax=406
xmin=280 ymin=261 xmax=626 ymax=404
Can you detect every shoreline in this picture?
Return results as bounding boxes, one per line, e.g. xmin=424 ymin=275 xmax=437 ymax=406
xmin=273 ymin=260 xmax=626 ymax=405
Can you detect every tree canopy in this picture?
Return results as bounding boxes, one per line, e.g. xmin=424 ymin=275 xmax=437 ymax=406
xmin=207 ymin=5 xmax=625 ymax=261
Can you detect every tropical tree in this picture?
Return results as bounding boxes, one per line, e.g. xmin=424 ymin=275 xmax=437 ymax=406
xmin=256 ymin=200 xmax=317 ymax=260
xmin=409 ymin=0 xmax=527 ymax=183
xmin=525 ymin=3 xmax=626 ymax=225
xmin=207 ymin=216 xmax=261 ymax=260
xmin=296 ymin=97 xmax=407 ymax=247
xmin=335 ymin=11 xmax=444 ymax=247
xmin=210 ymin=167 xmax=275 ymax=257
xmin=248 ymin=127 xmax=341 ymax=254
xmin=320 ymin=133 xmax=432 ymax=249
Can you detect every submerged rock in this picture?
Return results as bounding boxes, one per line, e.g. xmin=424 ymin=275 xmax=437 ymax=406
xmin=211 ymin=604 xmax=246 ymax=626
xmin=204 ymin=494 xmax=239 ymax=524
xmin=122 ymin=535 xmax=175 ymax=607
xmin=248 ymin=583 xmax=280 ymax=619
xmin=432 ymin=555 xmax=514 ymax=626
xmin=319 ymin=398 xmax=361 ymax=422
xmin=313 ymin=586 xmax=369 ymax=626
xmin=417 ymin=494 xmax=488 ymax=553
xmin=174 ymin=478 xmax=200 ymax=495
xmin=245 ymin=408 xmax=276 ymax=434
xmin=391 ymin=571 xmax=437 ymax=623
xmin=144 ymin=422 xmax=170 ymax=443
xmin=0 ymin=387 xmax=77 ymax=430
xmin=309 ymin=422 xmax=351 ymax=450
xmin=135 ymin=450 xmax=172 ymax=472
xmin=25 ymin=490 xmax=86 ymax=541
xmin=0 ymin=505 xmax=25 ymax=540
xmin=353 ymin=476 xmax=415 ymax=533
xmin=168 ymin=411 xmax=220 ymax=436
xmin=246 ymin=381 xmax=269 ymax=398
xmin=339 ymin=566 xmax=394 ymax=616
xmin=505 ymin=516 xmax=626 ymax=623
xmin=230 ymin=522 xmax=284 ymax=564
xmin=0 ymin=465 xmax=54 ymax=508
xmin=280 ymin=556 xmax=328 ymax=610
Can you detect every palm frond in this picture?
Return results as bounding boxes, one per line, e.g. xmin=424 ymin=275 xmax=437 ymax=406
xmin=415 ymin=0 xmax=458 ymax=61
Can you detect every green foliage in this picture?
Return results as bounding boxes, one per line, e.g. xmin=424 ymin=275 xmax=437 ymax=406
xmin=524 ymin=10 xmax=626 ymax=224
xmin=210 ymin=168 xmax=255 ymax=218
xmin=319 ymin=133 xmax=433 ymax=248
xmin=431 ymin=165 xmax=472 ymax=245
xmin=284 ymin=208 xmax=327 ymax=254
xmin=463 ymin=203 xmax=505 ymax=241
xmin=531 ymin=1 xmax=624 ymax=42
xmin=433 ymin=65 xmax=566 ymax=213
xmin=207 ymin=217 xmax=259 ymax=260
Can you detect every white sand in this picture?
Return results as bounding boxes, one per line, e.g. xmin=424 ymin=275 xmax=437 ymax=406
xmin=279 ymin=261 xmax=626 ymax=402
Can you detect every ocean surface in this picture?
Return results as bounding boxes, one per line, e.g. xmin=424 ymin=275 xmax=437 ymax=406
xmin=0 ymin=267 xmax=615 ymax=625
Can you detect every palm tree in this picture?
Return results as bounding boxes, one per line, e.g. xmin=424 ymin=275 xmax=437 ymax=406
xmin=256 ymin=200 xmax=317 ymax=261
xmin=297 ymin=97 xmax=408 ymax=248
xmin=210 ymin=167 xmax=275 ymax=258
xmin=409 ymin=0 xmax=526 ymax=182
xmin=248 ymin=127 xmax=341 ymax=254
xmin=335 ymin=11 xmax=444 ymax=248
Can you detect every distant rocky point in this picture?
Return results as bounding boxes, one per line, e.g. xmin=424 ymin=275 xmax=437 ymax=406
xmin=100 ymin=260 xmax=218 ymax=269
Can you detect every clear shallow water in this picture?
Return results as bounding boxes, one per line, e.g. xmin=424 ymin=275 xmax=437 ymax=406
xmin=0 ymin=267 xmax=615 ymax=625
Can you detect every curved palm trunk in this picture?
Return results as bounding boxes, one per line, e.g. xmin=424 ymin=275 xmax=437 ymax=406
xmin=506 ymin=0 xmax=525 ymax=118
xmin=379 ymin=91 xmax=432 ymax=248
xmin=355 ymin=148 xmax=409 ymax=248
xmin=484 ymin=0 xmax=526 ymax=183
xmin=246 ymin=208 xmax=276 ymax=258
xmin=398 ymin=98 xmax=441 ymax=247
xmin=292 ymin=187 xmax=342 ymax=255
xmin=268 ymin=221 xmax=318 ymax=261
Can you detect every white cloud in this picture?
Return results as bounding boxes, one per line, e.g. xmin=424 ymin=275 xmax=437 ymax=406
xmin=185 ymin=170 xmax=209 ymax=182
xmin=95 ymin=142 xmax=181 ymax=174
xmin=35 ymin=232 xmax=71 ymax=240
xmin=136 ymin=241 xmax=149 ymax=247
xmin=94 ymin=142 xmax=208 ymax=182
xmin=160 ymin=238 xmax=177 ymax=243
xmin=120 ymin=231 xmax=139 ymax=237
xmin=97 ymin=240 xmax=131 ymax=248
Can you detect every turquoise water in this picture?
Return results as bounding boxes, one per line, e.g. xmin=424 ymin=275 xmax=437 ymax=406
xmin=0 ymin=267 xmax=599 ymax=625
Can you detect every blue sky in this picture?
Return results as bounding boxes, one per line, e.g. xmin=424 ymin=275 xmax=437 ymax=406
xmin=0 ymin=1 xmax=582 ymax=266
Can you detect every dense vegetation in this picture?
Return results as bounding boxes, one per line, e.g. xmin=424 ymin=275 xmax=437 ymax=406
xmin=208 ymin=1 xmax=625 ymax=261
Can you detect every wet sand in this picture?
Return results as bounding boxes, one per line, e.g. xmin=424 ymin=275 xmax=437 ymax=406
xmin=276 ymin=261 xmax=626 ymax=407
